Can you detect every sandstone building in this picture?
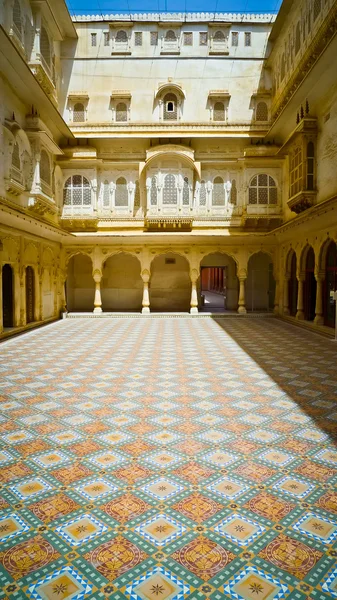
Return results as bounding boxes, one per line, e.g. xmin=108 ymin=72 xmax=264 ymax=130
xmin=0 ymin=0 xmax=337 ymax=333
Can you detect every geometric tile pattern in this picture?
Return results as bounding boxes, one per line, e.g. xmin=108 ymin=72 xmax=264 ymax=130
xmin=0 ymin=316 xmax=336 ymax=599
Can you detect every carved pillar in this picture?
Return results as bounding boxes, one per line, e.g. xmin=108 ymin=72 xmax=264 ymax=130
xmin=93 ymin=269 xmax=102 ymax=313
xmin=13 ymin=265 xmax=21 ymax=327
xmin=190 ymin=268 xmax=199 ymax=314
xmin=141 ymin=269 xmax=150 ymax=314
xmin=296 ymin=275 xmax=305 ymax=320
xmin=53 ymin=269 xmax=58 ymax=317
xmin=273 ymin=279 xmax=280 ymax=315
xmin=59 ymin=270 xmax=67 ymax=313
xmin=238 ymin=274 xmax=247 ymax=314
xmin=314 ymin=272 xmax=324 ymax=325
xmin=20 ymin=267 xmax=26 ymax=326
xmin=283 ymin=276 xmax=290 ymax=315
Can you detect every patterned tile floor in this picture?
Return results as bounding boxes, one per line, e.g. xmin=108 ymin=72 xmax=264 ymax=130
xmin=0 ymin=316 xmax=336 ymax=600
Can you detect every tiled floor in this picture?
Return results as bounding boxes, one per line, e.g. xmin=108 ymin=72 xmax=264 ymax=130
xmin=0 ymin=316 xmax=336 ymax=600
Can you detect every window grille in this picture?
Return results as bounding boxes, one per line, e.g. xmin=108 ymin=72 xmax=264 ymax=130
xmin=115 ymin=177 xmax=128 ymax=206
xmin=104 ymin=32 xmax=109 ymax=46
xmin=150 ymin=177 xmax=157 ymax=205
xmin=249 ymin=174 xmax=277 ymax=205
xmin=163 ymin=174 xmax=177 ymax=204
xmin=212 ymin=176 xmax=225 ymax=206
xmin=40 ymin=27 xmax=51 ymax=68
xmin=280 ymin=53 xmax=286 ymax=81
xmin=290 ymin=147 xmax=303 ymax=197
xmin=40 ymin=150 xmax=50 ymax=185
xmin=151 ymin=31 xmax=158 ymax=46
xmin=163 ymin=93 xmax=177 ymax=120
xmin=199 ymin=32 xmax=208 ymax=46
xmin=313 ymin=0 xmax=321 ymax=20
xmin=165 ymin=30 xmax=177 ymax=41
xmin=232 ymin=32 xmax=238 ymax=47
xmin=214 ymin=30 xmax=225 ymax=41
xmin=12 ymin=143 xmax=20 ymax=170
xmin=103 ymin=180 xmax=110 ymax=207
xmin=230 ymin=180 xmax=237 ymax=205
xmin=244 ymin=32 xmax=251 ymax=46
xmin=73 ymin=102 xmax=85 ymax=122
xmin=199 ymin=181 xmax=207 ymax=206
xmin=63 ymin=175 xmax=91 ymax=206
xmin=134 ymin=180 xmax=140 ymax=207
xmin=295 ymin=22 xmax=301 ymax=55
xmin=135 ymin=32 xmax=143 ymax=46
xmin=307 ymin=142 xmax=315 ymax=190
xmin=91 ymin=33 xmax=97 ymax=47
xmin=213 ymin=101 xmax=225 ymax=121
xmin=12 ymin=0 xmax=22 ymax=38
xmin=116 ymin=102 xmax=127 ymax=122
xmin=183 ymin=177 xmax=190 ymax=205
xmin=116 ymin=30 xmax=128 ymax=43
xmin=256 ymin=102 xmax=268 ymax=122
xmin=183 ymin=32 xmax=193 ymax=46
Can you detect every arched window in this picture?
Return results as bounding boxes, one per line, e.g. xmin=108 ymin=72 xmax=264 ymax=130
xmin=73 ymin=103 xmax=85 ymax=122
xmin=163 ymin=174 xmax=177 ymax=204
xmin=63 ymin=175 xmax=91 ymax=206
xmin=103 ymin=180 xmax=110 ymax=207
xmin=280 ymin=53 xmax=286 ymax=81
xmin=212 ymin=176 xmax=225 ymax=206
xmin=12 ymin=142 xmax=21 ymax=170
xmin=249 ymin=174 xmax=277 ymax=205
xmin=256 ymin=102 xmax=268 ymax=122
xmin=295 ymin=22 xmax=301 ymax=55
xmin=165 ymin=30 xmax=177 ymax=41
xmin=230 ymin=180 xmax=237 ymax=205
xmin=116 ymin=102 xmax=127 ymax=122
xmin=134 ymin=180 xmax=140 ymax=208
xmin=213 ymin=102 xmax=225 ymax=121
xmin=214 ymin=30 xmax=225 ymax=41
xmin=115 ymin=177 xmax=128 ymax=206
xmin=313 ymin=0 xmax=321 ymax=21
xmin=40 ymin=27 xmax=51 ymax=69
xmin=199 ymin=180 xmax=207 ymax=206
xmin=183 ymin=177 xmax=190 ymax=205
xmin=40 ymin=150 xmax=51 ymax=185
xmin=116 ymin=30 xmax=128 ymax=43
xmin=163 ymin=93 xmax=177 ymax=120
xmin=12 ymin=0 xmax=22 ymax=38
xmin=150 ymin=176 xmax=157 ymax=205
xmin=307 ymin=142 xmax=315 ymax=190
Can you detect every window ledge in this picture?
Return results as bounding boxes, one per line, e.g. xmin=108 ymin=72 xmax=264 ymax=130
xmin=111 ymin=50 xmax=132 ymax=55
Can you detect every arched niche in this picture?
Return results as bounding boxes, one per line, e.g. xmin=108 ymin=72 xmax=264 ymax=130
xmin=66 ymin=253 xmax=94 ymax=312
xmin=246 ymin=251 xmax=275 ymax=311
xmin=101 ymin=252 xmax=142 ymax=312
xmin=150 ymin=252 xmax=191 ymax=312
xmin=286 ymin=249 xmax=298 ymax=317
xmin=200 ymin=252 xmax=238 ymax=311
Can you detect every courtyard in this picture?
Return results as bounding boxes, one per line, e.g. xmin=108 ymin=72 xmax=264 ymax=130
xmin=0 ymin=316 xmax=337 ymax=599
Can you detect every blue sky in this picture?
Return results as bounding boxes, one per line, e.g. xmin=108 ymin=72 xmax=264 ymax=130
xmin=66 ymin=0 xmax=282 ymax=15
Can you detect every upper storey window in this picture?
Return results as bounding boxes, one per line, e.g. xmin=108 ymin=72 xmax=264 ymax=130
xmin=151 ymin=31 xmax=158 ymax=46
xmin=40 ymin=150 xmax=51 ymax=186
xmin=165 ymin=30 xmax=177 ymax=42
xmin=162 ymin=29 xmax=180 ymax=54
xmin=112 ymin=28 xmax=130 ymax=54
xmin=183 ymin=32 xmax=193 ymax=46
xmin=231 ymin=32 xmax=238 ymax=47
xmin=249 ymin=175 xmax=277 ymax=205
xmin=255 ymin=101 xmax=268 ymax=122
xmin=213 ymin=102 xmax=225 ymax=121
xmin=164 ymin=93 xmax=177 ymax=120
xmin=11 ymin=142 xmax=22 ymax=183
xmin=116 ymin=102 xmax=127 ymax=122
xmin=40 ymin=27 xmax=51 ymax=71
xmin=115 ymin=177 xmax=128 ymax=206
xmin=12 ymin=0 xmax=22 ymax=41
xmin=163 ymin=174 xmax=178 ymax=205
xmin=212 ymin=176 xmax=225 ymax=206
xmin=210 ymin=27 xmax=229 ymax=54
xmin=135 ymin=32 xmax=143 ymax=46
xmin=116 ymin=30 xmax=128 ymax=43
xmin=104 ymin=32 xmax=109 ymax=46
xmin=73 ymin=103 xmax=85 ymax=122
xmin=199 ymin=32 xmax=208 ymax=46
xmin=63 ymin=175 xmax=91 ymax=206
xmin=244 ymin=32 xmax=251 ymax=46
xmin=91 ymin=33 xmax=97 ymax=47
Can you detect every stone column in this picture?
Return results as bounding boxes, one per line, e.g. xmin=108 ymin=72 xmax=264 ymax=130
xmin=141 ymin=270 xmax=150 ymax=314
xmin=296 ymin=275 xmax=305 ymax=320
xmin=93 ymin=269 xmax=102 ymax=313
xmin=314 ymin=272 xmax=324 ymax=325
xmin=238 ymin=274 xmax=247 ymax=314
xmin=273 ymin=279 xmax=280 ymax=315
xmin=20 ymin=267 xmax=26 ymax=326
xmin=13 ymin=266 xmax=21 ymax=327
xmin=283 ymin=276 xmax=290 ymax=315
xmin=190 ymin=269 xmax=199 ymax=314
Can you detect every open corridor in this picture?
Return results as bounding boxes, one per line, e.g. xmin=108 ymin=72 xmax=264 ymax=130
xmin=0 ymin=317 xmax=337 ymax=599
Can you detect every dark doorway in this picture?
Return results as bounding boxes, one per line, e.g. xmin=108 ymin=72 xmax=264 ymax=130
xmin=304 ymin=247 xmax=316 ymax=321
xmin=324 ymin=241 xmax=337 ymax=328
xmin=2 ymin=264 xmax=14 ymax=328
xmin=201 ymin=267 xmax=227 ymax=310
xmin=288 ymin=252 xmax=298 ymax=316
xmin=26 ymin=266 xmax=35 ymax=323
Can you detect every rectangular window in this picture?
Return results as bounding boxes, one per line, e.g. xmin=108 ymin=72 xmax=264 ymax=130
xmin=135 ymin=32 xmax=143 ymax=46
xmin=150 ymin=31 xmax=158 ymax=46
xmin=244 ymin=32 xmax=251 ymax=46
xmin=290 ymin=147 xmax=303 ymax=197
xmin=91 ymin=33 xmax=97 ymax=47
xmin=199 ymin=32 xmax=208 ymax=46
xmin=103 ymin=32 xmax=109 ymax=46
xmin=183 ymin=32 xmax=193 ymax=46
xmin=232 ymin=32 xmax=238 ymax=47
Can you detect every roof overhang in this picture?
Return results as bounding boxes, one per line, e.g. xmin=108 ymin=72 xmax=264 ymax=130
xmin=155 ymin=82 xmax=186 ymax=99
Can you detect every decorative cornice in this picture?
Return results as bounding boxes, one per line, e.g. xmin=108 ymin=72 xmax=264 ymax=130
xmin=72 ymin=12 xmax=276 ymax=24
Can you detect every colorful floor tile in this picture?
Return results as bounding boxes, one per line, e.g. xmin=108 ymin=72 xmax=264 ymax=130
xmin=0 ymin=316 xmax=336 ymax=599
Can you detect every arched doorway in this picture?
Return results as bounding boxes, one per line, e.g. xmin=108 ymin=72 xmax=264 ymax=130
xmin=303 ymin=247 xmax=316 ymax=321
xmin=288 ymin=251 xmax=298 ymax=316
xmin=26 ymin=266 xmax=35 ymax=323
xmin=150 ymin=252 xmax=191 ymax=312
xmin=101 ymin=253 xmax=142 ymax=312
xmin=246 ymin=252 xmax=275 ymax=311
xmin=2 ymin=264 xmax=14 ymax=328
xmin=66 ymin=254 xmax=94 ymax=312
xmin=323 ymin=241 xmax=337 ymax=328
xmin=200 ymin=253 xmax=238 ymax=311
